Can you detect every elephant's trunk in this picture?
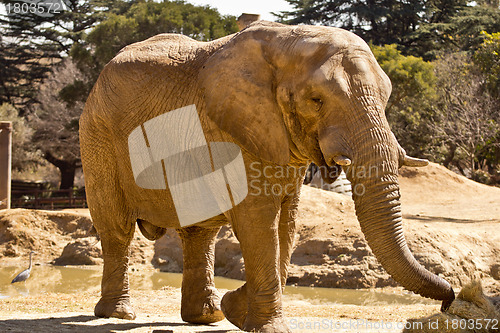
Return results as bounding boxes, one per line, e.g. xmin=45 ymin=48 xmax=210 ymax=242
xmin=351 ymin=175 xmax=455 ymax=305
xmin=339 ymin=120 xmax=455 ymax=310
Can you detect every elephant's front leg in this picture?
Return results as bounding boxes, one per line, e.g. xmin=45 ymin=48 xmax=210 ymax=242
xmin=222 ymin=194 xmax=299 ymax=332
xmin=223 ymin=202 xmax=290 ymax=333
xmin=95 ymin=228 xmax=136 ymax=320
xmin=278 ymin=193 xmax=299 ymax=291
xmin=178 ymin=225 xmax=225 ymax=324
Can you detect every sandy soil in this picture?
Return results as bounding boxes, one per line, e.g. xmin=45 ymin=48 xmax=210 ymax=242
xmin=0 ymin=162 xmax=499 ymax=332
xmin=0 ymin=287 xmax=440 ymax=332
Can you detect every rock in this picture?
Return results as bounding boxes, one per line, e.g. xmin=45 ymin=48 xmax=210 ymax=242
xmin=492 ymin=264 xmax=500 ymax=280
xmin=3 ymin=243 xmax=19 ymax=257
xmin=214 ymin=227 xmax=244 ymax=280
xmin=403 ymin=280 xmax=500 ymax=333
xmin=53 ymin=237 xmax=102 ymax=265
xmin=153 ymin=229 xmax=183 ymax=273
xmin=153 ymin=225 xmax=245 ymax=279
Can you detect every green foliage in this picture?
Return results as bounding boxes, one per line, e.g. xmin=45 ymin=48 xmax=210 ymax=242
xmin=69 ymin=0 xmax=238 ymax=113
xmin=85 ymin=14 xmax=139 ymax=65
xmin=371 ymin=44 xmax=437 ymax=157
xmin=404 ymin=5 xmax=500 ymax=60
xmin=278 ymin=0 xmax=426 ymax=45
xmin=85 ymin=0 xmax=238 ymax=66
xmin=0 ymin=0 xmax=125 ymax=108
xmin=58 ymin=80 xmax=87 ymax=108
xmin=474 ymin=31 xmax=500 ymax=98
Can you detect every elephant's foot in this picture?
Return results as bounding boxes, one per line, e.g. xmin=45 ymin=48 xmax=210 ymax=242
xmin=94 ymin=296 xmax=136 ymax=320
xmin=244 ymin=316 xmax=291 ymax=333
xmin=222 ymin=284 xmax=290 ymax=332
xmin=221 ymin=284 xmax=248 ymax=329
xmin=181 ymin=286 xmax=225 ymax=324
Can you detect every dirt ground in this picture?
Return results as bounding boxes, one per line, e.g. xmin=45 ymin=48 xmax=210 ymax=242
xmin=0 ymin=289 xmax=441 ymax=332
xmin=0 ymin=162 xmax=499 ymax=332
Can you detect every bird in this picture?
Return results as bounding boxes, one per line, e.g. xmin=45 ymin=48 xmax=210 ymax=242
xmin=11 ymin=251 xmax=36 ymax=283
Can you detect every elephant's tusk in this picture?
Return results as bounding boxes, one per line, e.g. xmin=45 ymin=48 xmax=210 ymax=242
xmin=333 ymin=155 xmax=352 ymax=166
xmin=403 ymin=155 xmax=429 ymax=167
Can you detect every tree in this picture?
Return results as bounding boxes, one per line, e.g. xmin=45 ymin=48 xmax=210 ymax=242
xmin=432 ymin=52 xmax=500 ymax=181
xmin=72 ymin=0 xmax=238 ymax=85
xmin=0 ymin=0 xmax=133 ymax=187
xmin=30 ymin=60 xmax=84 ymax=189
xmin=371 ymin=44 xmax=437 ymax=157
xmin=474 ymin=31 xmax=500 ymax=98
xmin=0 ymin=103 xmax=40 ymax=170
xmin=2 ymin=0 xmax=238 ymax=188
xmin=278 ymin=0 xmax=465 ymax=45
xmin=0 ymin=0 xmax=127 ymax=108
xmin=279 ymin=0 xmax=500 ymax=60
xmin=472 ymin=32 xmax=500 ymax=181
xmin=0 ymin=34 xmax=59 ymax=110
xmin=403 ymin=3 xmax=500 ymax=59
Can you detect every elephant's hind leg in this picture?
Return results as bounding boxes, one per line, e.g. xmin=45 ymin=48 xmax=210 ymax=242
xmin=178 ymin=225 xmax=225 ymax=324
xmin=94 ymin=227 xmax=136 ymax=320
xmin=81 ymin=129 xmax=136 ymax=320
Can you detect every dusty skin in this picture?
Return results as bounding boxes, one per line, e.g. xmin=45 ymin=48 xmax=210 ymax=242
xmin=79 ymin=21 xmax=454 ymax=331
xmin=0 ymin=163 xmax=499 ymax=332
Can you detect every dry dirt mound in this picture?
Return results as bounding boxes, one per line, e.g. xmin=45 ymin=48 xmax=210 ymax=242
xmin=287 ymin=163 xmax=499 ymax=293
xmin=0 ymin=209 xmax=93 ymax=260
xmin=154 ymin=226 xmax=245 ymax=280
xmin=0 ymin=209 xmax=154 ymax=266
xmin=399 ymin=163 xmax=500 ymax=221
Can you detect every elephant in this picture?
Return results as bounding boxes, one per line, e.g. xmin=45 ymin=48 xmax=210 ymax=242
xmin=79 ymin=21 xmax=455 ymax=332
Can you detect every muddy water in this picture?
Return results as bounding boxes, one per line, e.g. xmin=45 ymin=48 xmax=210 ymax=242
xmin=0 ymin=264 xmax=436 ymax=305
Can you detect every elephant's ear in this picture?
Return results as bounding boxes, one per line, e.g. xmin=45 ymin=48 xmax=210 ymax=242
xmin=199 ymin=32 xmax=290 ymax=165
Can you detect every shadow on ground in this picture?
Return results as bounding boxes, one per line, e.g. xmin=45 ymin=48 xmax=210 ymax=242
xmin=0 ymin=315 xmax=238 ymax=332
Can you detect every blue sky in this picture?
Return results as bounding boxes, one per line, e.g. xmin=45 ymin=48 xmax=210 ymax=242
xmin=187 ymin=0 xmax=293 ymax=21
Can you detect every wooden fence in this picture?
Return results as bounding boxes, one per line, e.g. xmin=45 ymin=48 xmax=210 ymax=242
xmin=11 ymin=188 xmax=87 ymax=210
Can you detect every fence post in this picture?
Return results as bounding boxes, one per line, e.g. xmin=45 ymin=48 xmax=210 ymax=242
xmin=0 ymin=122 xmax=12 ymax=210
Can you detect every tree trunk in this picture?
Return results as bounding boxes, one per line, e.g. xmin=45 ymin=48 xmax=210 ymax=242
xmin=44 ymin=151 xmax=80 ymax=190
xmin=59 ymin=166 xmax=76 ymax=190
xmin=443 ymin=143 xmax=456 ymax=168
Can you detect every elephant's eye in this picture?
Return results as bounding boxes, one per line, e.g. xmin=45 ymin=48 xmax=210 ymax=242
xmin=311 ymin=98 xmax=323 ymax=111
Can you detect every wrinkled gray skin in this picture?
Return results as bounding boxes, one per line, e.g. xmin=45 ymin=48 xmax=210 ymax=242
xmin=80 ymin=21 xmax=455 ymax=332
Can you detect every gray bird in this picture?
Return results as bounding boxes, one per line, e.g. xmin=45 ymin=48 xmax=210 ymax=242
xmin=11 ymin=251 xmax=36 ymax=283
